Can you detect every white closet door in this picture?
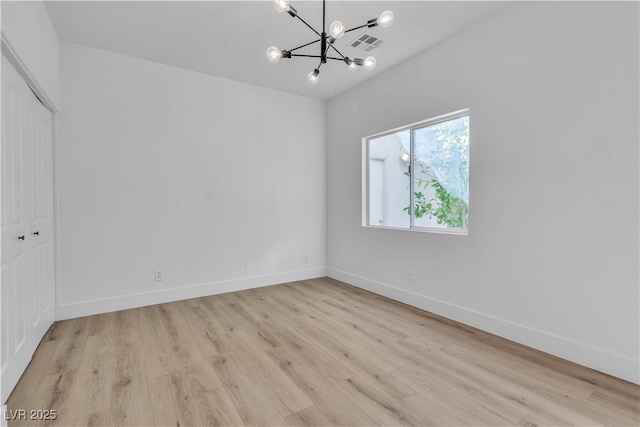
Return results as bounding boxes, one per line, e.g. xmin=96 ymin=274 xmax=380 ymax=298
xmin=1 ymin=54 xmax=55 ymax=402
xmin=27 ymin=73 xmax=55 ymax=344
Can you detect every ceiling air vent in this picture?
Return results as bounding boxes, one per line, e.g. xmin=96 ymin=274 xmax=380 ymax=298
xmin=347 ymin=33 xmax=384 ymax=52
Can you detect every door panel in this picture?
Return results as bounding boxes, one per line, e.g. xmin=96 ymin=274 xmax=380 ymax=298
xmin=11 ymin=255 xmax=26 ymax=354
xmin=43 ymin=241 xmax=54 ymax=314
xmin=1 ymin=55 xmax=55 ymax=402
xmin=29 ymin=98 xmax=54 ymax=340
xmin=1 ymin=57 xmax=30 ymax=401
xmin=1 ymin=263 xmax=8 ymax=375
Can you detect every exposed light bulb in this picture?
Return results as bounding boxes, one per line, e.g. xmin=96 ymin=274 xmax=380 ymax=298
xmin=274 ymin=0 xmax=290 ymax=13
xmin=401 ymin=153 xmax=410 ymax=162
xmin=377 ymin=10 xmax=394 ymax=28
xmin=308 ymin=69 xmax=320 ymax=85
xmin=345 ymin=59 xmax=359 ymax=72
xmin=329 ymin=20 xmax=346 ymax=39
xmin=266 ymin=46 xmax=282 ymax=63
xmin=363 ymin=56 xmax=377 ymax=70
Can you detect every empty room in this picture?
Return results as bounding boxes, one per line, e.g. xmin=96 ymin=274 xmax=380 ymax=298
xmin=1 ymin=0 xmax=639 ymax=425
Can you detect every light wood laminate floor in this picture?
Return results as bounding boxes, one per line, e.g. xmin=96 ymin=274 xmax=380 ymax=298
xmin=6 ymin=278 xmax=640 ymax=426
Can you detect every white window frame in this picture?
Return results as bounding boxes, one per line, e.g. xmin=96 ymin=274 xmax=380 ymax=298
xmin=362 ymin=108 xmax=470 ymax=235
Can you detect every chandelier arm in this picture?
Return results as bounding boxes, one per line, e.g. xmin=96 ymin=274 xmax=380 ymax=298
xmin=329 ymin=44 xmax=346 ymax=60
xmin=289 ymin=39 xmax=321 ymax=52
xmin=326 ymin=57 xmax=345 ymax=61
xmin=291 ymin=54 xmax=323 ymax=58
xmin=324 ymin=39 xmax=333 ymax=57
xmin=344 ymin=24 xmax=368 ymax=34
xmin=295 ymin=15 xmax=322 ymax=38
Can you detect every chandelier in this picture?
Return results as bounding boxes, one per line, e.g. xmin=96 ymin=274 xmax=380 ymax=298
xmin=266 ymin=0 xmax=394 ymax=84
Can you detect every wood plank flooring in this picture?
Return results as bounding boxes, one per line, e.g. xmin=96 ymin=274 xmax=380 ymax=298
xmin=6 ymin=277 xmax=640 ymax=426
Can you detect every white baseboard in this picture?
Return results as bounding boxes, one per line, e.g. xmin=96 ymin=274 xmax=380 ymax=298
xmin=56 ymin=267 xmax=327 ymax=321
xmin=328 ymin=268 xmax=639 ymax=385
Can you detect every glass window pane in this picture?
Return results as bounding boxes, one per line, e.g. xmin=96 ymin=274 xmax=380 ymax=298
xmin=412 ymin=115 xmax=469 ymax=230
xmin=368 ymin=130 xmax=410 ymax=228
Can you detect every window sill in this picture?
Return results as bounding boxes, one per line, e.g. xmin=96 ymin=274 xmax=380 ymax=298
xmin=362 ymin=224 xmax=468 ymax=236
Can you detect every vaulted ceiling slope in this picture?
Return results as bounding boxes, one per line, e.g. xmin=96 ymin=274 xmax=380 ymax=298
xmin=46 ymin=1 xmax=512 ymax=100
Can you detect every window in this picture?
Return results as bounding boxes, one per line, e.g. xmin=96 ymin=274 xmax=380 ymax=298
xmin=363 ymin=110 xmax=469 ymax=234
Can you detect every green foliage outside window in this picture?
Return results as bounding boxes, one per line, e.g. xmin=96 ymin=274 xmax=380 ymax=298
xmin=403 ymin=116 xmax=469 ymax=229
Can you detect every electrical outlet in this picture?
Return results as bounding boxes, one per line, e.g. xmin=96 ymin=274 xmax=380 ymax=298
xmin=154 ymin=269 xmax=164 ymax=282
xmin=245 ymin=259 xmax=253 ymax=270
xmin=303 ymin=253 xmax=309 ymax=263
xmin=407 ymin=271 xmax=414 ymax=284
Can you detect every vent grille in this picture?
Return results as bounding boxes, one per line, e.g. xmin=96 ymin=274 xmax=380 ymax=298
xmin=348 ymin=33 xmax=383 ymax=52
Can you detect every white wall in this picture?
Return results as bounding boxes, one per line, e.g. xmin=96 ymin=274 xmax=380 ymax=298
xmin=57 ymin=43 xmax=326 ymax=319
xmin=327 ymin=1 xmax=639 ymax=384
xmin=1 ymin=1 xmax=60 ymax=110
